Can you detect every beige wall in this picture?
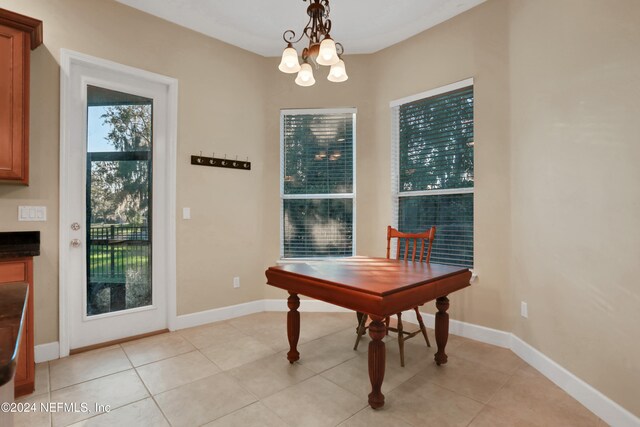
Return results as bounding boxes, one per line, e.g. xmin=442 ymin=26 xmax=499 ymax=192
xmin=0 ymin=0 xmax=638 ymax=417
xmin=508 ymin=0 xmax=640 ymax=416
xmin=369 ymin=0 xmax=513 ymax=331
xmin=0 ymin=0 xmax=269 ymax=342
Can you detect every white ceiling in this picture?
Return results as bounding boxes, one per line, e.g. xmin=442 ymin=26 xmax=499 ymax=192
xmin=115 ymin=0 xmax=486 ymax=57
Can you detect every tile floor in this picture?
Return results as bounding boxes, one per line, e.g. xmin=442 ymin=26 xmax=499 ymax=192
xmin=14 ymin=312 xmax=606 ymax=427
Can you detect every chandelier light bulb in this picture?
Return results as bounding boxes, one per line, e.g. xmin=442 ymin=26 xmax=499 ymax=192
xmin=278 ymin=46 xmax=301 ymax=73
xmin=317 ymin=37 xmax=339 ymax=66
xmin=327 ymin=59 xmax=348 ymax=82
xmin=295 ymin=63 xmax=316 ymax=87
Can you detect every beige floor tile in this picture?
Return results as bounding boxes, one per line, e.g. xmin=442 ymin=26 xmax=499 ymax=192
xmin=13 ymin=392 xmax=51 ymax=427
xmin=487 ymin=366 xmax=600 ymax=426
xmin=154 ymin=372 xmax=256 ymax=427
xmin=50 ymin=369 xmax=149 ymax=427
xmin=135 ymin=350 xmax=221 ymax=395
xmin=31 ymin=362 xmax=50 ymax=397
xmin=415 ymin=355 xmax=510 ymax=403
xmin=67 ymin=397 xmax=169 ymax=427
xmin=200 ymin=335 xmax=276 ymax=371
xmin=468 ymin=405 xmax=537 ymax=427
xmin=295 ymin=328 xmax=362 ymax=374
xmin=178 ymin=321 xmax=242 ymax=349
xmin=204 ymin=402 xmax=286 ymax=427
xmin=321 ymin=338 xmax=432 ymax=397
xmin=338 ymin=406 xmax=413 ymax=427
xmin=262 ymin=376 xmax=367 ymax=427
xmin=121 ymin=332 xmax=195 ymax=367
xmin=49 ymin=346 xmax=132 ymax=390
xmin=227 ymin=353 xmax=315 ymax=399
xmin=452 ymin=340 xmax=525 ymax=375
xmin=385 ymin=379 xmax=484 ymax=426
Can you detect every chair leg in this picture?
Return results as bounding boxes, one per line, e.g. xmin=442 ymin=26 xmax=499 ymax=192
xmin=397 ymin=312 xmax=405 ymax=367
xmin=385 ymin=316 xmax=390 ymax=335
xmin=414 ymin=307 xmax=431 ymax=347
xmin=353 ymin=313 xmax=368 ymax=350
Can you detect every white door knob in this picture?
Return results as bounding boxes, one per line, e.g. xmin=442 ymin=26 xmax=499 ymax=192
xmin=70 ymin=239 xmax=81 ymax=248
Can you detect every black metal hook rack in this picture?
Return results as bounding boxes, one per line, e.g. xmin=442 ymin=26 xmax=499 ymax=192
xmin=190 ymin=153 xmax=251 ymax=171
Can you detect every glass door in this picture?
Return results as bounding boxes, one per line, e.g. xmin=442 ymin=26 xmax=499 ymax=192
xmin=86 ymin=85 xmax=153 ymax=316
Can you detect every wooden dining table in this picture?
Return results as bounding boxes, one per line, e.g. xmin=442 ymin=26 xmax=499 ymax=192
xmin=265 ymin=256 xmax=472 ymax=409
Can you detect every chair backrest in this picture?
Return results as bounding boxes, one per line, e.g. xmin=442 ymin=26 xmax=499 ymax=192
xmin=386 ymin=225 xmax=436 ymax=263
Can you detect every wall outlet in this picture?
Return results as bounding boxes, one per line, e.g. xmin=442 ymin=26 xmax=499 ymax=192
xmin=182 ymin=207 xmax=191 ymax=220
xmin=18 ymin=206 xmax=47 ymax=222
xmin=521 ymin=301 xmax=528 ymax=318
xmin=233 ymin=276 xmax=240 ymax=288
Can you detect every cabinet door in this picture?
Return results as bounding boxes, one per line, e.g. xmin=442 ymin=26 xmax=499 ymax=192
xmin=0 ymin=24 xmax=29 ymax=183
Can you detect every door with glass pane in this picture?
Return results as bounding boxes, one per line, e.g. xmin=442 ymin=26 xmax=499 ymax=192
xmin=62 ymin=53 xmax=170 ymax=351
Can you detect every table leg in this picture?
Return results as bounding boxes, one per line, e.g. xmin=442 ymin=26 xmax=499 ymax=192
xmin=287 ymin=293 xmax=300 ymax=363
xmin=434 ymin=296 xmax=450 ymax=366
xmin=367 ymin=317 xmax=386 ymax=409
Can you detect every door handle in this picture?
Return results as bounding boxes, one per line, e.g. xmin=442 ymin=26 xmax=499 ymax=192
xmin=71 ymin=222 xmax=81 ymax=231
xmin=70 ymin=239 xmax=81 ymax=248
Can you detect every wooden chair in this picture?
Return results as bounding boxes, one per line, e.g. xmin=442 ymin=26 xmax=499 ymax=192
xmin=353 ymin=225 xmax=436 ymax=367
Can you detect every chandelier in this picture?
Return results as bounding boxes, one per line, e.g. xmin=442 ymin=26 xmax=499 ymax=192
xmin=278 ymin=0 xmax=348 ymax=87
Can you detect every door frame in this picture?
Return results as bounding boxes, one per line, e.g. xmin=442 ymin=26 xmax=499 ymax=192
xmin=59 ymin=49 xmax=178 ymax=357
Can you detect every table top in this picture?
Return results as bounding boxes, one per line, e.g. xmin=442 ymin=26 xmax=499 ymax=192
xmin=266 ymin=257 xmax=472 ymax=316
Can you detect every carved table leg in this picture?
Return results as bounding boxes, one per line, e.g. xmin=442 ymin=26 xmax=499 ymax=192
xmin=434 ymin=296 xmax=450 ymax=366
xmin=287 ymin=293 xmax=300 ymax=363
xmin=367 ymin=317 xmax=386 ymax=409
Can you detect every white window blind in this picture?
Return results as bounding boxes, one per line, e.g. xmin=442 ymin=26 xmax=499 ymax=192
xmin=281 ymin=109 xmax=356 ymax=258
xmin=391 ymin=81 xmax=474 ymax=267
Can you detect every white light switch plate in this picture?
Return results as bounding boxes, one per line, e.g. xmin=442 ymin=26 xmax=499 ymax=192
xmin=18 ymin=206 xmax=47 ymax=222
xmin=182 ymin=207 xmax=191 ymax=220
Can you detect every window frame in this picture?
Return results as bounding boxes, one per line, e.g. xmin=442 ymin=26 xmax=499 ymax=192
xmin=279 ymin=107 xmax=357 ymax=260
xmin=390 ymin=78 xmax=474 ymax=266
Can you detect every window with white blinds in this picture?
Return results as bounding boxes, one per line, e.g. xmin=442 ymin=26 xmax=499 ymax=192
xmin=391 ymin=80 xmax=474 ymax=267
xmin=281 ymin=108 xmax=356 ymax=258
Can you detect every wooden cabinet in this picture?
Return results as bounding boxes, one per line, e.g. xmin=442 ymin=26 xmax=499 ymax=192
xmin=0 ymin=258 xmax=34 ymax=396
xmin=0 ymin=9 xmax=42 ymax=185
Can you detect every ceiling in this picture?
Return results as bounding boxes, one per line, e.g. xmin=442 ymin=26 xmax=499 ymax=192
xmin=115 ymin=0 xmax=486 ymax=57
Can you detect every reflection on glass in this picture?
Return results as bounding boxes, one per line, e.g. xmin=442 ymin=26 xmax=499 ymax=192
xmin=86 ymin=85 xmax=153 ymax=316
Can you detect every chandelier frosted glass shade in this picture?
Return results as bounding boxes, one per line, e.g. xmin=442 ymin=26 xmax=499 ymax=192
xmin=278 ymin=47 xmax=301 ymax=73
xmin=317 ymin=37 xmax=339 ymax=66
xmin=279 ymin=0 xmax=346 ymax=87
xmin=327 ymin=59 xmax=348 ymax=82
xmin=295 ymin=63 xmax=316 ymax=87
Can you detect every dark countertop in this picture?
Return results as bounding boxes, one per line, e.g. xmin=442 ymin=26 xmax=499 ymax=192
xmin=0 ymin=282 xmax=28 ymax=387
xmin=0 ymin=231 xmax=40 ymax=259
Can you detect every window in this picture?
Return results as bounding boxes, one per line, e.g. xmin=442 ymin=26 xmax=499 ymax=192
xmin=391 ymin=80 xmax=474 ymax=267
xmin=281 ymin=108 xmax=356 ymax=258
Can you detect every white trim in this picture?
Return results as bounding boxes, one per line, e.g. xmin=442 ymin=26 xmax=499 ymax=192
xmin=390 ymin=78 xmax=474 ymax=108
xmin=398 ymin=188 xmax=475 ymax=197
xmin=172 ymin=300 xmax=266 ymax=330
xmin=510 ymin=335 xmax=640 ymax=427
xmin=58 ymin=49 xmax=178 ymax=357
xmin=282 ymin=193 xmax=355 ymax=200
xmin=34 ymin=342 xmax=60 ymax=363
xmin=280 ymin=107 xmax=357 ymax=115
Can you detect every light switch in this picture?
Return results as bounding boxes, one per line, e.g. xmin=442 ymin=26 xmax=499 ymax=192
xmin=18 ymin=206 xmax=47 ymax=222
xmin=182 ymin=207 xmax=191 ymax=220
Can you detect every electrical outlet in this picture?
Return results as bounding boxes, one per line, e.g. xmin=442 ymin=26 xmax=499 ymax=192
xmin=233 ymin=277 xmax=240 ymax=288
xmin=182 ymin=207 xmax=191 ymax=220
xmin=521 ymin=301 xmax=528 ymax=318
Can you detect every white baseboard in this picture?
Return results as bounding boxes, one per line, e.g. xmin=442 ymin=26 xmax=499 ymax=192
xmin=34 ymin=342 xmax=60 ymax=363
xmin=510 ymin=335 xmax=639 ymax=427
xmin=172 ymin=299 xmax=266 ymax=330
